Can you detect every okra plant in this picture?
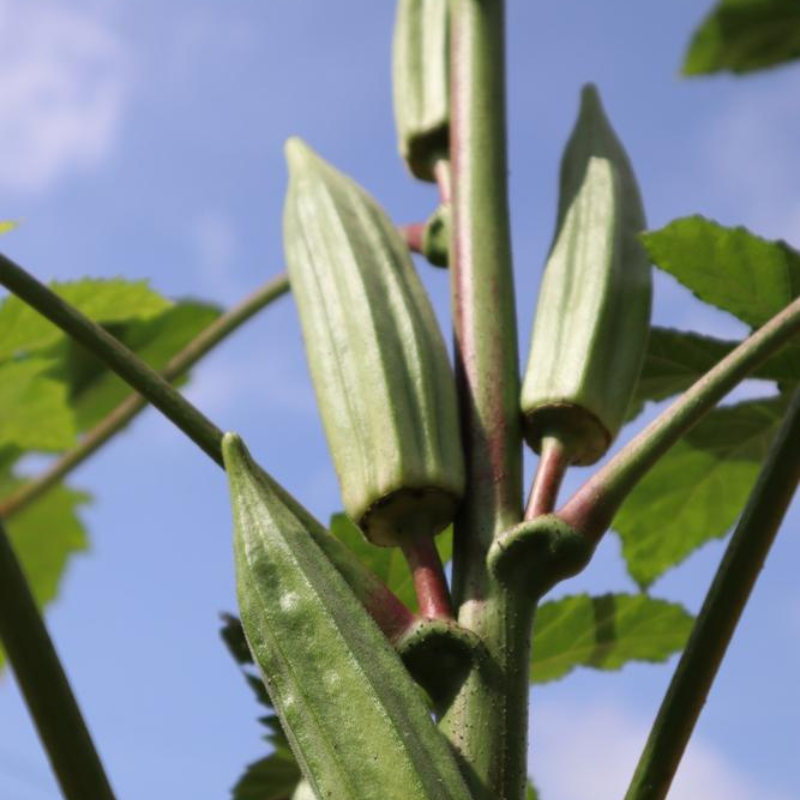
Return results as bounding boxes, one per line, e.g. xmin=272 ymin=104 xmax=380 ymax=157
xmin=1 ymin=2 xmax=799 ymax=800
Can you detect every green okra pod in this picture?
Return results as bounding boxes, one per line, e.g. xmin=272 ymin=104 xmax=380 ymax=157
xmin=521 ymin=84 xmax=652 ymax=466
xmin=224 ymin=433 xmax=474 ymax=800
xmin=392 ymin=0 xmax=450 ymax=181
xmin=284 ymin=138 xmax=464 ymax=547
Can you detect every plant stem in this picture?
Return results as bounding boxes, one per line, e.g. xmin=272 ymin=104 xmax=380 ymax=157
xmin=624 ymin=386 xmax=800 ymax=800
xmin=401 ymin=535 xmax=454 ymax=620
xmin=0 ymin=273 xmax=290 ymax=519
xmin=0 ymin=522 xmax=117 ymax=800
xmin=434 ymin=158 xmax=452 ymax=204
xmin=401 ymin=223 xmax=427 ymax=255
xmin=0 ymin=252 xmax=226 ymax=466
xmin=560 ymin=294 xmax=800 ymax=541
xmin=524 ymin=437 xmax=569 ymax=521
xmin=440 ymin=1 xmax=525 ymax=798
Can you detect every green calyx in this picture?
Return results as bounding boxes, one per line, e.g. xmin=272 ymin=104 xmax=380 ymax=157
xmin=283 ymin=138 xmax=464 ymax=548
xmin=396 ymin=617 xmax=484 ymax=714
xmin=521 ymin=84 xmax=652 ymax=466
xmin=422 ymin=204 xmax=450 ymax=267
xmin=392 ymin=0 xmax=450 ymax=181
xmin=224 ymin=433 xmax=475 ymax=800
xmin=489 ymin=515 xmax=594 ymax=600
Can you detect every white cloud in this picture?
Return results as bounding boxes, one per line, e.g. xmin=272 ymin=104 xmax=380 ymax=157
xmin=0 ymin=0 xmax=130 ymax=194
xmin=531 ymin=698 xmax=793 ymax=800
xmin=702 ymin=72 xmax=800 ymax=246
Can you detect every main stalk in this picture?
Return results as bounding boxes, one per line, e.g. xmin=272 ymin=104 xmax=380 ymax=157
xmin=441 ymin=2 xmax=527 ymax=798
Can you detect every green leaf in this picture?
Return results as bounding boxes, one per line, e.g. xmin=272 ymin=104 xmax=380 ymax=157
xmin=684 ymin=0 xmax=800 ymax=76
xmin=330 ymin=512 xmax=452 ymax=613
xmin=0 ymin=361 xmax=77 ymax=451
xmin=1 ymin=479 xmax=90 ymax=607
xmin=531 ymin=593 xmax=693 ymax=684
xmin=642 ymin=217 xmax=800 ymax=327
xmin=0 ymin=278 xmax=171 ymax=361
xmin=628 ymin=327 xmax=800 ymax=419
xmin=45 ymin=300 xmax=220 ymax=431
xmin=527 ymin=780 xmax=541 ymax=800
xmin=614 ymin=396 xmax=786 ymax=587
xmin=233 ymin=753 xmax=302 ymax=800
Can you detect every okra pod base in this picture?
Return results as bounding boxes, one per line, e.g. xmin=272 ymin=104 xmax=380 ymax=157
xmin=523 ymin=403 xmax=611 ymax=467
xmin=488 ymin=515 xmax=594 ymax=600
xmin=360 ymin=487 xmax=460 ymax=548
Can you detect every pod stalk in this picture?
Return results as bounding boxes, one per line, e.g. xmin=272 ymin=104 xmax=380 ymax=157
xmin=524 ymin=436 xmax=570 ymax=520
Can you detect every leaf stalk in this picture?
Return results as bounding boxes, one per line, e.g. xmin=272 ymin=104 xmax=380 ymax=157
xmin=0 ymin=272 xmax=290 ymax=519
xmin=0 ymin=252 xmax=224 ymax=466
xmin=0 ymin=522 xmax=117 ymax=800
xmin=623 ymin=386 xmax=800 ymax=800
xmin=560 ymin=294 xmax=800 ymax=541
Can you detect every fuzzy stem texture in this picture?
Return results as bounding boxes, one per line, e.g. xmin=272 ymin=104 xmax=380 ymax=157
xmin=402 ymin=534 xmax=455 ymax=619
xmin=624 ymin=386 xmax=800 ymax=800
xmin=0 ymin=522 xmax=117 ymax=800
xmin=0 ymin=273 xmax=290 ymax=519
xmin=439 ymin=2 xmax=527 ymax=799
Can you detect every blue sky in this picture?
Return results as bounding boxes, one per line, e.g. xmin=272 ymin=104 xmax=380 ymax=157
xmin=0 ymin=1 xmax=799 ymax=799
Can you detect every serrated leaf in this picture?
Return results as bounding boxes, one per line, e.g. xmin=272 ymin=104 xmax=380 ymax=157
xmin=531 ymin=593 xmax=693 ymax=684
xmin=0 ymin=360 xmax=77 ymax=451
xmin=642 ymin=217 xmax=800 ymax=328
xmin=628 ymin=327 xmax=800 ymax=419
xmin=684 ymin=0 xmax=800 ymax=76
xmin=614 ymin=397 xmax=786 ymax=587
xmin=1 ymin=479 xmax=90 ymax=607
xmin=0 ymin=278 xmax=171 ymax=361
xmin=45 ymin=300 xmax=220 ymax=431
xmin=329 ymin=512 xmax=452 ymax=613
xmin=232 ymin=753 xmax=302 ymax=800
xmin=0 ymin=478 xmax=90 ymax=671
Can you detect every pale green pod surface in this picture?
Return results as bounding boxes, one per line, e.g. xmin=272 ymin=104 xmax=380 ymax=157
xmin=224 ymin=434 xmax=474 ymax=800
xmin=393 ymin=0 xmax=449 ymax=181
xmin=284 ymin=137 xmax=464 ymax=547
xmin=521 ymin=84 xmax=652 ymax=466
xmin=291 ymin=779 xmax=317 ymax=800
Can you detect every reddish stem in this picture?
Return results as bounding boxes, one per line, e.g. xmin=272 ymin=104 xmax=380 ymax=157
xmin=524 ymin=436 xmax=570 ymax=520
xmin=434 ymin=158 xmax=452 ymax=204
xmin=400 ymin=223 xmax=427 ymax=254
xmin=401 ymin=535 xmax=454 ymax=620
xmin=367 ymin=584 xmax=418 ymax=644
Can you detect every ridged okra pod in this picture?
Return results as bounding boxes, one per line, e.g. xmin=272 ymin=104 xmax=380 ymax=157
xmin=392 ymin=0 xmax=450 ymax=181
xmin=284 ymin=138 xmax=464 ymax=546
xmin=521 ymin=84 xmax=652 ymax=465
xmin=224 ymin=434 xmax=474 ymax=800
